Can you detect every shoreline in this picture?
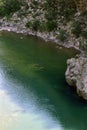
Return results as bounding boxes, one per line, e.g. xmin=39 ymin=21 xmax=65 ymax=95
xmin=0 ymin=26 xmax=81 ymax=52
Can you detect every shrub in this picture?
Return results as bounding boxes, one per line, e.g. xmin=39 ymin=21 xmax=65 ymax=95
xmin=63 ymin=8 xmax=76 ymax=21
xmin=80 ymin=10 xmax=87 ymax=17
xmin=46 ymin=21 xmax=57 ymax=32
xmin=0 ymin=6 xmax=5 ymax=17
xmin=25 ymin=21 xmax=33 ymax=28
xmin=4 ymin=0 xmax=21 ymax=15
xmin=0 ymin=0 xmax=24 ymax=16
xmin=58 ymin=0 xmax=76 ymax=21
xmin=71 ymin=21 xmax=82 ymax=38
xmin=44 ymin=0 xmax=58 ymax=32
xmin=57 ymin=30 xmax=67 ymax=42
xmin=40 ymin=22 xmax=47 ymax=32
xmin=26 ymin=20 xmax=41 ymax=31
xmin=82 ymin=31 xmax=87 ymax=39
xmin=17 ymin=9 xmax=27 ymax=17
xmin=45 ymin=10 xmax=57 ymax=21
xmin=33 ymin=12 xmax=41 ymax=18
xmin=32 ymin=20 xmax=41 ymax=31
xmin=0 ymin=22 xmax=2 ymax=26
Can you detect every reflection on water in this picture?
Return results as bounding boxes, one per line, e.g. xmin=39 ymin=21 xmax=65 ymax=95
xmin=0 ymin=90 xmax=61 ymax=130
xmin=0 ymin=31 xmax=86 ymax=130
xmin=0 ymin=67 xmax=62 ymax=130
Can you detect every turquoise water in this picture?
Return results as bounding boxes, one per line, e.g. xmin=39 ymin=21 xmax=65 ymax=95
xmin=0 ymin=31 xmax=86 ymax=130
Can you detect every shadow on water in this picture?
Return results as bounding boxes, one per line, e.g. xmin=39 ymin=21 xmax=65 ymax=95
xmin=0 ymin=31 xmax=87 ymax=130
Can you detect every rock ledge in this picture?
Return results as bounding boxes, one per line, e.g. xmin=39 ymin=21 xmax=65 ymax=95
xmin=65 ymin=56 xmax=87 ymax=100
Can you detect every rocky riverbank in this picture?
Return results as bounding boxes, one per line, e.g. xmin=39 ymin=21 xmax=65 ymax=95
xmin=0 ymin=17 xmax=81 ymax=51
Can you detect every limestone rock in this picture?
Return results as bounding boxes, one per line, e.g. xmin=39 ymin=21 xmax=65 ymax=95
xmin=65 ymin=56 xmax=87 ymax=100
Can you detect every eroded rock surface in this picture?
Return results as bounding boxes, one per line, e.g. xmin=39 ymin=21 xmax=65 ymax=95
xmin=65 ymin=56 xmax=87 ymax=100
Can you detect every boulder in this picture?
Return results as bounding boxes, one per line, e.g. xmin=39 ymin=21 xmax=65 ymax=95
xmin=65 ymin=56 xmax=87 ymax=100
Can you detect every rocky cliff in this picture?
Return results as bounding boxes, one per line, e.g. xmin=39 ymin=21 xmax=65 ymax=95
xmin=65 ymin=56 xmax=87 ymax=100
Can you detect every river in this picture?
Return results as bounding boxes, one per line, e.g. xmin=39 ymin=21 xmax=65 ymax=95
xmin=0 ymin=31 xmax=86 ymax=130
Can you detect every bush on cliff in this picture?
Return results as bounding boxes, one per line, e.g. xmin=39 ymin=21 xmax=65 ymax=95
xmin=26 ymin=20 xmax=41 ymax=31
xmin=71 ymin=21 xmax=82 ymax=38
xmin=0 ymin=0 xmax=24 ymax=16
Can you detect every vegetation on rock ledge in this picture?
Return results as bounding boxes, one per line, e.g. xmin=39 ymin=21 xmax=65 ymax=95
xmin=0 ymin=0 xmax=87 ymax=50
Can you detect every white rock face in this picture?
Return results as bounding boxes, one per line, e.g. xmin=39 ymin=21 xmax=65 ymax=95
xmin=65 ymin=56 xmax=87 ymax=100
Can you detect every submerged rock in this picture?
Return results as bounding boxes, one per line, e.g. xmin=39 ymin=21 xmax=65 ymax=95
xmin=65 ymin=56 xmax=87 ymax=100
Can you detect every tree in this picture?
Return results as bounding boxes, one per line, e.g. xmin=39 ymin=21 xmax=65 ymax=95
xmin=3 ymin=0 xmax=21 ymax=14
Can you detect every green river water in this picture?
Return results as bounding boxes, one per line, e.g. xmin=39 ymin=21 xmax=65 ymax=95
xmin=0 ymin=31 xmax=86 ymax=130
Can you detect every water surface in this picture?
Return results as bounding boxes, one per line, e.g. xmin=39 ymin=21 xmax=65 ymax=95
xmin=0 ymin=31 xmax=86 ymax=130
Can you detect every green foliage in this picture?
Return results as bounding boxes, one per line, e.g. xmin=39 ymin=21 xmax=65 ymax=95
xmin=0 ymin=22 xmax=2 ymax=26
xmin=26 ymin=21 xmax=33 ymax=28
xmin=32 ymin=20 xmax=41 ymax=31
xmin=46 ymin=21 xmax=57 ymax=32
xmin=71 ymin=21 xmax=82 ymax=38
xmin=26 ymin=20 xmax=41 ymax=31
xmin=39 ymin=22 xmax=47 ymax=32
xmin=44 ymin=0 xmax=58 ymax=19
xmin=17 ymin=9 xmax=27 ymax=17
xmin=44 ymin=0 xmax=58 ymax=31
xmin=26 ymin=20 xmax=58 ymax=32
xmin=0 ymin=0 xmax=24 ymax=16
xmin=63 ymin=8 xmax=76 ymax=21
xmin=57 ymin=30 xmax=67 ymax=42
xmin=58 ymin=0 xmax=76 ymax=21
xmin=45 ymin=10 xmax=57 ymax=21
xmin=5 ymin=0 xmax=22 ymax=14
xmin=82 ymin=31 xmax=87 ymax=39
xmin=80 ymin=10 xmax=87 ymax=17
xmin=30 ymin=0 xmax=40 ymax=10
xmin=33 ymin=12 xmax=41 ymax=18
xmin=0 ymin=5 xmax=5 ymax=16
xmin=44 ymin=0 xmax=76 ymax=30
